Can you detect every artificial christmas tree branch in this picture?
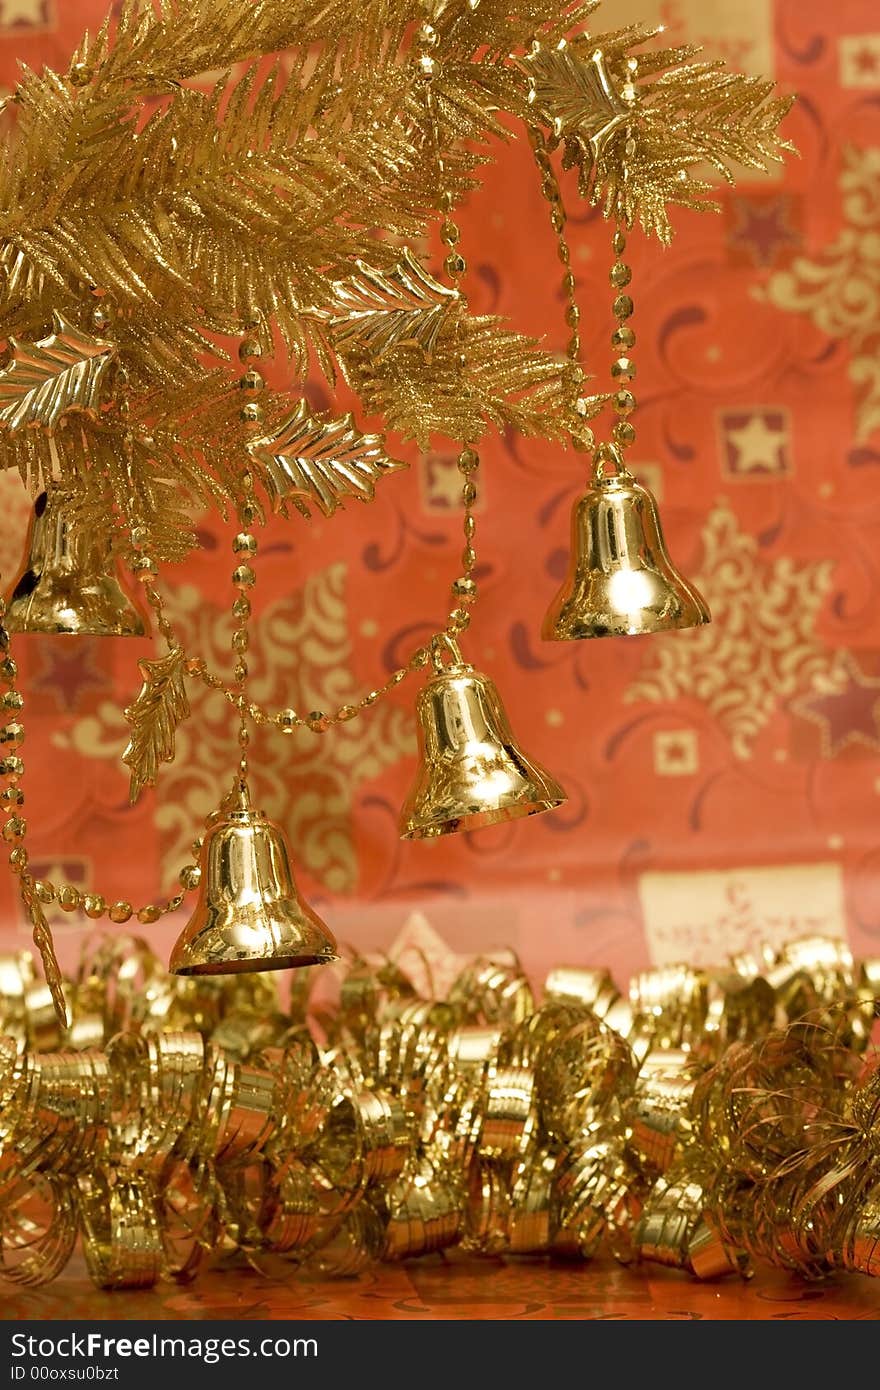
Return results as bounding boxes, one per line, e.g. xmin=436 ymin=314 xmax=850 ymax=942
xmin=0 ymin=0 xmax=792 ymax=544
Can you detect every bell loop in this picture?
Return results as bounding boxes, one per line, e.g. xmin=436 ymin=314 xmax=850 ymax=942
xmin=431 ymin=632 xmax=467 ymax=674
xmin=221 ymin=777 xmax=252 ymax=815
xmin=592 ymin=442 xmax=632 ymax=486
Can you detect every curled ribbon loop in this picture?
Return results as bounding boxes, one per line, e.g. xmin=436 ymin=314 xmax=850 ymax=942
xmin=0 ymin=932 xmax=877 ymax=1289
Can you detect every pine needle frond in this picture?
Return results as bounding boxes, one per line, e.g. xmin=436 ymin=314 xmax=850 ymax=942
xmin=0 ymin=0 xmax=794 ymax=552
xmin=347 ymin=315 xmax=587 ymax=448
xmin=522 ymin=26 xmax=796 ymax=242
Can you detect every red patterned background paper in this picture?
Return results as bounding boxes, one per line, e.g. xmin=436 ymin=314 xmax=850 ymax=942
xmin=0 ymin=0 xmax=878 ymax=994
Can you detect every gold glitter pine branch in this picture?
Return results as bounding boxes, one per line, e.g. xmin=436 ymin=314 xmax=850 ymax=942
xmin=351 ymin=314 xmax=605 ymax=449
xmin=523 ymin=25 xmax=796 ymax=242
xmin=0 ymin=1 xmax=794 ymax=551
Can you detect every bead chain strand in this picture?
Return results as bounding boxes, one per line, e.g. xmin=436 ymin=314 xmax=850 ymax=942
xmin=420 ymin=23 xmax=482 ymax=639
xmin=116 ymin=293 xmax=439 ymax=734
xmin=230 ymin=312 xmax=263 ymax=780
xmin=114 ymin=362 xmax=178 ymax=649
xmin=0 ymin=541 xmax=193 ymax=928
xmin=0 ymin=325 xmax=206 ymax=927
xmin=2 ymin=305 xmax=273 ymax=925
xmin=438 ymin=199 xmax=481 ymax=636
xmin=15 ymin=402 xmax=200 ymax=924
xmin=0 ymin=593 xmax=68 ymax=1022
xmin=535 ymin=111 xmax=639 ymax=457
xmin=528 ymin=127 xmax=593 ymax=454
xmin=117 ymin=290 xmax=438 ymax=733
xmin=608 ymin=125 xmax=638 ymax=455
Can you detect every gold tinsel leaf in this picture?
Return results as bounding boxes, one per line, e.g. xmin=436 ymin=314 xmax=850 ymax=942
xmin=23 ymin=890 xmax=67 ymax=1029
xmin=524 ymin=42 xmax=632 ymax=149
xmin=327 ymin=248 xmax=460 ymax=363
xmin=247 ymin=402 xmax=406 ymax=518
xmin=123 ymin=647 xmax=191 ymax=804
xmin=522 ymin=32 xmax=795 ymax=242
xmin=0 ymin=313 xmax=117 ymax=433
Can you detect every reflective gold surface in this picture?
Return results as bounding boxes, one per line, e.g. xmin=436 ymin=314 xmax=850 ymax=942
xmin=542 ymin=445 xmax=710 ymax=640
xmin=0 ymin=930 xmax=876 ymax=1292
xmin=169 ymin=781 xmax=338 ymax=976
xmin=77 ymin=1173 xmax=162 ymax=1290
xmin=400 ymin=636 xmax=566 ymax=839
xmin=5 ymin=489 xmax=148 ymax=637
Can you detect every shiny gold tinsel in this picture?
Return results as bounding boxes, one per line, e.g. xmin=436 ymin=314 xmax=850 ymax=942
xmin=0 ymin=932 xmax=876 ymax=1290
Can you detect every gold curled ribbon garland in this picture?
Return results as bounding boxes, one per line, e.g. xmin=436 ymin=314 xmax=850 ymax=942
xmin=0 ymin=932 xmax=877 ymax=1290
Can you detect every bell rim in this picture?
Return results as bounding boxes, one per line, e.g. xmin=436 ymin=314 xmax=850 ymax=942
xmin=4 ymin=578 xmax=149 ymax=637
xmin=4 ymin=615 xmax=147 ymax=637
xmin=170 ymin=947 xmax=339 ymax=976
xmin=541 ymin=602 xmax=711 ymax=641
xmin=400 ymin=793 xmax=566 ymax=839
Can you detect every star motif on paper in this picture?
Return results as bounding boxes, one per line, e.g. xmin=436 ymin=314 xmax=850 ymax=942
xmin=385 ymin=910 xmax=473 ymax=999
xmin=839 ymin=35 xmax=880 ymax=88
xmin=30 ymin=638 xmax=107 ymax=713
xmin=791 ymin=652 xmax=880 ymax=757
xmin=653 ymin=730 xmax=699 ymax=777
xmin=720 ymin=408 xmax=791 ymax=477
xmin=0 ymin=0 xmax=49 ymax=26
xmin=728 ymin=195 xmax=800 ymax=268
xmin=420 ymin=451 xmax=467 ymax=510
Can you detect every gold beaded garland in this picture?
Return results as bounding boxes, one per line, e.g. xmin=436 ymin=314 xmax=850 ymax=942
xmin=0 ymin=90 xmax=670 ymax=1020
xmin=608 ymin=222 xmax=637 ymax=451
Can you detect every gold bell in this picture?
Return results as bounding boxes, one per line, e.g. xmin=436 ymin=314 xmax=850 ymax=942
xmin=542 ymin=444 xmax=710 ymax=640
xmin=5 ymin=488 xmax=148 ymax=637
xmin=399 ymin=634 xmax=566 ymax=840
xmin=169 ymin=781 xmax=338 ymax=976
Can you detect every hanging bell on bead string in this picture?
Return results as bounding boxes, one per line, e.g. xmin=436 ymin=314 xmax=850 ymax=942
xmin=399 ymin=634 xmax=566 ymax=840
xmin=169 ymin=780 xmax=338 ymax=976
xmin=4 ymin=488 xmax=148 ymax=637
xmin=542 ymin=443 xmax=710 ymax=641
